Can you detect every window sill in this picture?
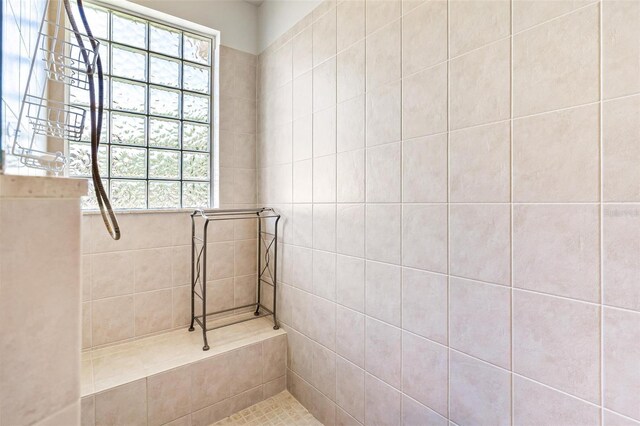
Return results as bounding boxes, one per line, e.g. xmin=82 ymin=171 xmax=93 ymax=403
xmin=0 ymin=175 xmax=88 ymax=199
xmin=82 ymin=207 xmax=208 ymax=215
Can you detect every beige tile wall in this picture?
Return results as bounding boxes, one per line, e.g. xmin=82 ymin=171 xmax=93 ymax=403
xmin=257 ymin=0 xmax=640 ymax=424
xmin=219 ymin=46 xmax=259 ymax=207
xmin=0 ymin=176 xmax=86 ymax=426
xmin=81 ymin=45 xmax=258 ymax=350
xmin=80 ymin=334 xmax=287 ymax=426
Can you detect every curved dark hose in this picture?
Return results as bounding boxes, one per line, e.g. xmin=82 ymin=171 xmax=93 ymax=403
xmin=63 ymin=0 xmax=120 ymax=240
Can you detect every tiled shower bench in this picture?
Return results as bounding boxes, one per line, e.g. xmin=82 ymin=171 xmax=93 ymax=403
xmin=80 ymin=315 xmax=287 ymax=426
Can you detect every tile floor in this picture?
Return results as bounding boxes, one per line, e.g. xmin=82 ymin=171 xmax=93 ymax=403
xmin=213 ymin=391 xmax=322 ymax=426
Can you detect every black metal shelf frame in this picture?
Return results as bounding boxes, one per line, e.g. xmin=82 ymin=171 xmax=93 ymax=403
xmin=189 ymin=207 xmax=281 ymax=351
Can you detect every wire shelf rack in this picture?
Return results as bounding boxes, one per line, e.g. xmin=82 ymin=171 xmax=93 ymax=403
xmin=12 ymin=144 xmax=66 ymax=173
xmin=40 ymin=19 xmax=100 ymax=90
xmin=10 ymin=0 xmax=99 ymax=173
xmin=25 ymin=95 xmax=86 ymax=142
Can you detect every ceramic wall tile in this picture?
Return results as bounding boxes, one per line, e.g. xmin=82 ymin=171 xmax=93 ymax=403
xmin=366 ymin=142 xmax=402 ymax=203
xmin=402 ymin=396 xmax=447 ymax=426
xmin=365 ymin=317 xmax=402 ymax=388
xmin=402 ymin=332 xmax=448 ymax=416
xmin=513 ymin=291 xmax=600 ymax=403
xmin=366 ymin=0 xmax=401 ymax=35
xmin=365 ymin=204 xmax=402 ymax=264
xmin=513 ymin=376 xmax=601 ymax=426
xmin=313 ymin=7 xmax=337 ymax=66
xmin=449 ymin=0 xmax=510 ymax=57
xmin=253 ymin=1 xmax=635 ymax=423
xmin=402 ymin=204 xmax=447 ymax=272
xmin=337 ymin=96 xmax=366 ymax=153
xmin=147 ymin=366 xmax=191 ymax=426
xmin=337 ymin=0 xmax=365 ymax=52
xmin=449 ymin=204 xmax=511 ymax=285
xmin=449 ymin=278 xmax=511 ymax=368
xmin=92 ymin=296 xmax=135 ymax=346
xmin=134 ymin=289 xmax=173 ymax=336
xmin=402 ymin=0 xmax=447 ymax=75
xmin=336 ymin=204 xmax=365 ymax=257
xmin=336 ymin=306 xmax=365 ymax=368
xmin=450 ymin=39 xmax=510 ymax=129
xmin=602 ymin=0 xmax=640 ymax=99
xmin=337 ymin=41 xmax=366 ymax=103
xmin=364 ymin=373 xmax=401 ymax=426
xmin=402 ymin=268 xmax=447 ymax=344
xmin=366 ymin=19 xmax=401 ymax=90
xmin=449 ymin=121 xmax=510 ymax=202
xmin=513 ymin=204 xmax=600 ymax=302
xmin=402 ymin=134 xmax=447 ymax=203
xmin=603 ymin=95 xmax=640 ymax=202
xmin=312 ymin=203 xmax=337 ymax=251
xmin=450 ymin=351 xmax=511 ymax=426
xmin=336 ymin=358 xmax=365 ymax=423
xmin=336 ymin=255 xmax=365 ymax=312
xmin=94 ymin=380 xmax=147 ymax=426
xmin=263 ymin=335 xmax=287 ymax=382
xmin=366 ymin=81 xmax=401 ymax=147
xmin=513 ymin=5 xmax=599 ymax=117
xmin=311 ymin=343 xmax=336 ymax=401
xmin=603 ymin=308 xmax=640 ymax=420
xmin=365 ymin=261 xmax=402 ymax=326
xmin=513 ymin=104 xmax=600 ymax=202
xmin=402 ymin=63 xmax=448 ymax=139
xmin=603 ymin=204 xmax=640 ymax=311
xmin=313 ymin=250 xmax=337 ymax=301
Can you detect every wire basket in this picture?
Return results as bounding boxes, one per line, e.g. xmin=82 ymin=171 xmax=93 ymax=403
xmin=13 ymin=144 xmax=66 ymax=173
xmin=40 ymin=20 xmax=100 ymax=90
xmin=25 ymin=95 xmax=86 ymax=142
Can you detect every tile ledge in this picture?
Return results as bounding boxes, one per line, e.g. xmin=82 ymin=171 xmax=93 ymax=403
xmin=0 ymin=175 xmax=88 ymax=199
xmin=82 ymin=207 xmax=196 ymax=216
xmin=82 ymin=205 xmax=259 ymax=216
xmin=81 ymin=315 xmax=286 ymax=397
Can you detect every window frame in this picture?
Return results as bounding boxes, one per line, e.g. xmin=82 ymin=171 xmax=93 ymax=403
xmin=70 ymin=0 xmax=220 ymax=211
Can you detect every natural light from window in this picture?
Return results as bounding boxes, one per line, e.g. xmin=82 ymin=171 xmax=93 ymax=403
xmin=69 ymin=2 xmax=214 ymax=210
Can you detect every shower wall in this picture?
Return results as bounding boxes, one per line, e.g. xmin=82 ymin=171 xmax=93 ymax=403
xmin=257 ymin=0 xmax=640 ymax=424
xmin=80 ymin=45 xmax=258 ymax=349
xmin=1 ymin=176 xmax=86 ymax=425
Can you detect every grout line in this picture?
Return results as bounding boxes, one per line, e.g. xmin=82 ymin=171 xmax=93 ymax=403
xmin=446 ymin=0 xmax=452 ymax=420
xmin=362 ymin=0 xmax=368 ymax=421
xmin=280 ymin=280 xmax=639 ymax=424
xmin=598 ymin=0 xmax=605 ymax=421
xmin=602 ymin=409 xmax=640 ymax=425
xmin=511 ymin=0 xmax=600 ymax=36
xmin=235 ymin=199 xmax=640 ymax=206
xmin=332 ymin=7 xmax=339 ymax=414
xmin=286 ymin=305 xmax=608 ymax=416
xmin=601 ymin=90 xmax=640 ymax=103
xmin=399 ymin=0 xmax=405 ymax=418
xmin=401 ymin=393 xmax=449 ymax=424
xmin=280 ymin=240 xmax=640 ymax=311
xmin=509 ymin=0 xmax=515 ymax=423
xmin=261 ymin=55 xmax=629 ymax=134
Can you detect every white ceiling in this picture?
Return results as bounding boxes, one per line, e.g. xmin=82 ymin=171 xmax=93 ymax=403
xmin=244 ymin=0 xmax=264 ymax=6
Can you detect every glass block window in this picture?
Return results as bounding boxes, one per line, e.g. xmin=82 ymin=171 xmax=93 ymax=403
xmin=68 ymin=3 xmax=213 ymax=210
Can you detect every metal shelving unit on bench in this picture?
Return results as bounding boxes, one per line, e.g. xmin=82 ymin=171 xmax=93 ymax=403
xmin=189 ymin=208 xmax=281 ymax=350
